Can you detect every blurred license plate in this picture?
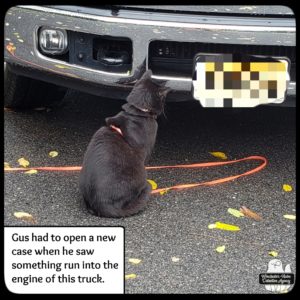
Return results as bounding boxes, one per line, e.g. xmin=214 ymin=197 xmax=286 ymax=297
xmin=192 ymin=53 xmax=290 ymax=107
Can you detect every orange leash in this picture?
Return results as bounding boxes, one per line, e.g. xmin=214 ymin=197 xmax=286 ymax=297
xmin=4 ymin=156 xmax=267 ymax=195
xmin=149 ymin=156 xmax=267 ymax=194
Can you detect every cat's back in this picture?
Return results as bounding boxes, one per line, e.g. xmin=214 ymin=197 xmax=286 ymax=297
xmin=82 ymin=125 xmax=143 ymax=174
xmin=80 ymin=124 xmax=146 ymax=202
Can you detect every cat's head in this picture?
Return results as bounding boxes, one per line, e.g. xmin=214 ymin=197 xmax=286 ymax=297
xmin=126 ymin=70 xmax=171 ymax=115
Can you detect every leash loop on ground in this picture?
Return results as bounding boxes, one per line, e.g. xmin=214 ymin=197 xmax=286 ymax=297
xmin=4 ymin=156 xmax=267 ymax=194
xmin=149 ymin=156 xmax=267 ymax=194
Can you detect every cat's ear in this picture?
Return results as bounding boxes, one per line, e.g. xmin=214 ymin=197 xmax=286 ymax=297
xmin=158 ymin=86 xmax=171 ymax=98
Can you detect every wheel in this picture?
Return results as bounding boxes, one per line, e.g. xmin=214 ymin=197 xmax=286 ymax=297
xmin=4 ymin=64 xmax=67 ymax=109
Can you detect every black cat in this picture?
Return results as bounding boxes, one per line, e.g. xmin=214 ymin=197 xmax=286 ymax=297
xmin=79 ymin=70 xmax=171 ymax=217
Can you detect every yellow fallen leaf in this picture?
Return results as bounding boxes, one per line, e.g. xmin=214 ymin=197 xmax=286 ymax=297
xmin=24 ymin=169 xmax=38 ymax=174
xmin=128 ymin=258 xmax=141 ymax=265
xmin=268 ymin=251 xmax=278 ymax=257
xmin=213 ymin=222 xmax=240 ymax=231
xmin=208 ymin=223 xmax=217 ymax=229
xmin=49 ymin=151 xmax=59 ymax=158
xmin=18 ymin=157 xmax=30 ymax=167
xmin=147 ymin=179 xmax=157 ymax=190
xmin=228 ymin=208 xmax=244 ymax=218
xmin=159 ymin=189 xmax=169 ymax=195
xmin=209 ymin=152 xmax=227 ymax=160
xmin=216 ymin=245 xmax=226 ymax=253
xmin=13 ymin=212 xmax=36 ymax=224
xmin=283 ymin=184 xmax=292 ymax=192
xmin=4 ymin=162 xmax=11 ymax=169
xmin=125 ymin=274 xmax=137 ymax=280
xmin=283 ymin=214 xmax=296 ymax=220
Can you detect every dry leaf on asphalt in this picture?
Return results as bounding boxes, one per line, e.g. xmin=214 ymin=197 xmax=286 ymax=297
xmin=268 ymin=251 xmax=278 ymax=257
xmin=128 ymin=258 xmax=142 ymax=265
xmin=147 ymin=179 xmax=157 ymax=190
xmin=125 ymin=274 xmax=137 ymax=280
xmin=49 ymin=151 xmax=59 ymax=158
xmin=171 ymin=257 xmax=180 ymax=262
xmin=216 ymin=245 xmax=226 ymax=253
xmin=228 ymin=208 xmax=244 ymax=218
xmin=13 ymin=212 xmax=37 ymax=224
xmin=240 ymin=206 xmax=262 ymax=221
xmin=283 ymin=214 xmax=296 ymax=220
xmin=4 ymin=162 xmax=11 ymax=169
xmin=209 ymin=151 xmax=227 ymax=160
xmin=24 ymin=169 xmax=38 ymax=174
xmin=282 ymin=184 xmax=292 ymax=192
xmin=18 ymin=157 xmax=30 ymax=167
xmin=208 ymin=222 xmax=240 ymax=231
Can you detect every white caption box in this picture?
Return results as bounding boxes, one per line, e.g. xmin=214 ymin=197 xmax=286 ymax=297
xmin=5 ymin=227 xmax=124 ymax=294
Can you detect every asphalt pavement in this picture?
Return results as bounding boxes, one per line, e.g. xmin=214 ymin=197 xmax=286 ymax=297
xmin=4 ymin=90 xmax=296 ymax=294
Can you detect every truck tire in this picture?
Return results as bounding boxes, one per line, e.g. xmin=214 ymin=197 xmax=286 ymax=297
xmin=4 ymin=65 xmax=67 ymax=109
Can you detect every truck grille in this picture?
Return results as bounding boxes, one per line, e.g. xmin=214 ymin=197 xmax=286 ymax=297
xmin=149 ymin=41 xmax=296 ymax=80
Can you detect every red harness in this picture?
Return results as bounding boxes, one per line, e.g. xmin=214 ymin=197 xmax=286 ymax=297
xmin=110 ymin=125 xmax=123 ymax=136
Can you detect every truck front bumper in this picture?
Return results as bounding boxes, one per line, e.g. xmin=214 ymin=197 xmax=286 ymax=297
xmin=4 ymin=5 xmax=296 ymax=103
